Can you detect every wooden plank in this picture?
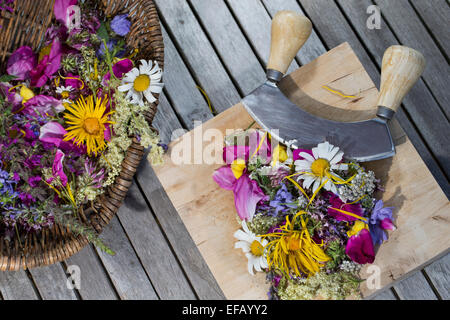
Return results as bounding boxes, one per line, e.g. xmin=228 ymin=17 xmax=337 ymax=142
xmin=153 ymin=43 xmax=450 ymax=299
xmin=410 ymin=0 xmax=450 ymax=59
xmin=154 ymin=0 xmax=241 ymax=112
xmin=153 ymin=93 xmax=186 ymax=144
xmin=95 ymin=217 xmax=159 ymax=300
xmin=227 ymin=0 xmax=299 ymax=73
xmin=370 ymin=288 xmax=398 ymax=300
xmin=190 ymin=0 xmax=266 ymax=96
xmin=160 ymin=25 xmax=213 ymax=127
xmin=29 ymin=263 xmax=78 ymax=300
xmin=394 ymin=271 xmax=438 ymax=300
xmin=374 ymin=0 xmax=450 ymax=118
xmin=0 ymin=270 xmax=40 ymax=300
xmin=65 ymin=245 xmax=118 ymax=300
xmin=261 ymin=0 xmax=327 ymax=64
xmin=424 ymin=252 xmax=450 ymax=299
xmin=298 ymin=0 xmax=380 ymax=82
xmin=136 ymin=163 xmax=226 ymax=300
xmin=116 ymin=181 xmax=197 ymax=299
xmin=336 ymin=0 xmax=450 ymax=194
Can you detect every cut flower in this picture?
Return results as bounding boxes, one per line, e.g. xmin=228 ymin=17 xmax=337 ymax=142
xmin=118 ymin=60 xmax=164 ymax=106
xmin=63 ymin=95 xmax=114 ymax=156
xmin=294 ymin=141 xmax=348 ymax=194
xmin=234 ymin=220 xmax=269 ymax=275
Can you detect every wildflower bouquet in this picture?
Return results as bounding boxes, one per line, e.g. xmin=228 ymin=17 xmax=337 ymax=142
xmin=0 ymin=0 xmax=164 ymax=251
xmin=214 ymin=128 xmax=396 ymax=300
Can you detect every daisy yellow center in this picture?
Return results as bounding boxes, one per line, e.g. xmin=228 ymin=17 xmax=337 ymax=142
xmin=311 ymin=158 xmax=330 ymax=177
xmin=133 ymin=74 xmax=150 ymax=92
xmin=61 ymin=91 xmax=70 ymax=99
xmin=250 ymin=240 xmax=264 ymax=257
xmin=83 ymin=117 xmax=101 ymax=135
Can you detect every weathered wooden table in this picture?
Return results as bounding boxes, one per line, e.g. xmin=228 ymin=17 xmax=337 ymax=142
xmin=0 ymin=0 xmax=448 ymax=300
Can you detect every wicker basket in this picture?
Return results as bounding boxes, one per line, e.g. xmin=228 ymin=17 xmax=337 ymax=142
xmin=0 ymin=0 xmax=164 ymax=271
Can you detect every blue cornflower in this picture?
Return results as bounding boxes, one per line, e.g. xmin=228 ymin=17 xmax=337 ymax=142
xmin=110 ymin=14 xmax=131 ymax=37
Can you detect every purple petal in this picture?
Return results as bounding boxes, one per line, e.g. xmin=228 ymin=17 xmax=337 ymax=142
xmin=54 ymin=0 xmax=78 ymax=27
xmin=39 ymin=121 xmax=67 ymax=147
xmin=380 ymin=218 xmax=396 ymax=231
xmin=293 ymin=149 xmax=313 ymax=161
xmin=213 ymin=166 xmax=236 ymax=191
xmin=233 ymin=174 xmax=267 ymax=221
xmin=6 ymin=46 xmax=37 ymax=80
xmin=52 ymin=149 xmax=68 ymax=187
xmin=346 ymin=229 xmax=375 ymax=264
xmin=24 ymin=95 xmax=64 ymax=116
xmin=249 ymin=130 xmax=271 ymax=162
xmin=223 ymin=146 xmax=249 ymax=164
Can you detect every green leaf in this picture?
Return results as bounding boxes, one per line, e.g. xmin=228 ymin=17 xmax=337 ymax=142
xmin=96 ymin=22 xmax=109 ymax=42
xmin=0 ymin=74 xmax=17 ymax=82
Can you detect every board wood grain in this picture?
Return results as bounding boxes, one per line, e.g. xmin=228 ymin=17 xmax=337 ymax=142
xmin=153 ymin=43 xmax=449 ymax=299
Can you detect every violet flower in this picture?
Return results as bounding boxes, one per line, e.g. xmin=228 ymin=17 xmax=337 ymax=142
xmin=0 ymin=167 xmax=17 ymax=197
xmin=269 ymin=183 xmax=296 ymax=216
xmin=369 ymin=200 xmax=396 ymax=245
xmin=110 ymin=14 xmax=131 ymax=36
xmin=85 ymin=160 xmax=105 ymax=188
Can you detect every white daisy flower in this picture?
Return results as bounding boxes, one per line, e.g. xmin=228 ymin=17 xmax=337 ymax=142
xmin=294 ymin=141 xmax=348 ymax=194
xmin=56 ymin=86 xmax=73 ymax=99
xmin=118 ymin=59 xmax=164 ymax=106
xmin=234 ymin=220 xmax=268 ymax=275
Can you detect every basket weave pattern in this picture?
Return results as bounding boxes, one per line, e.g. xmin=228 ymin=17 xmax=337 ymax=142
xmin=0 ymin=0 xmax=164 ymax=270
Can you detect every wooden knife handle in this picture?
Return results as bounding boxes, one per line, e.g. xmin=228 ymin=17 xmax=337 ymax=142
xmin=377 ymin=45 xmax=425 ymax=114
xmin=267 ymin=11 xmax=312 ymax=76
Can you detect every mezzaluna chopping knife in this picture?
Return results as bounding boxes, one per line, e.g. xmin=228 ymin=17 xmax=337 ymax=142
xmin=242 ymin=11 xmax=425 ymax=162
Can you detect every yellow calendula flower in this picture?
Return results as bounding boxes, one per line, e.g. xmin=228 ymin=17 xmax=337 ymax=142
xmin=262 ymin=212 xmax=330 ymax=277
xmin=63 ymin=95 xmax=114 ymax=156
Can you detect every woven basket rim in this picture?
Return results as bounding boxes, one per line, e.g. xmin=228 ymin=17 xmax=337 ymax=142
xmin=0 ymin=0 xmax=164 ymax=271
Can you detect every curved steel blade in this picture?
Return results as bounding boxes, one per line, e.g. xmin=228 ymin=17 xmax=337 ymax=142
xmin=242 ymin=82 xmax=395 ymax=162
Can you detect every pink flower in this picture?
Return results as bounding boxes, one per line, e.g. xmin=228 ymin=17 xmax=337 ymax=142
xmin=103 ymin=59 xmax=134 ymax=85
xmin=327 ymin=193 xmax=364 ymax=222
xmin=54 ymin=0 xmax=78 ymax=28
xmin=39 ymin=122 xmax=67 ymax=147
xmin=23 ymin=95 xmax=64 ymax=116
xmin=39 ymin=121 xmax=87 ymax=155
xmin=213 ymin=166 xmax=237 ymax=190
xmin=49 ymin=149 xmax=68 ymax=187
xmin=6 ymin=46 xmax=37 ymax=81
xmin=30 ymin=38 xmax=62 ymax=87
xmin=213 ymin=166 xmax=268 ymax=221
xmin=346 ymin=229 xmax=375 ymax=264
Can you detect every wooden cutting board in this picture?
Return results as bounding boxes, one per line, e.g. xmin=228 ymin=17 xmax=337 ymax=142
xmin=152 ymin=43 xmax=450 ymax=299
